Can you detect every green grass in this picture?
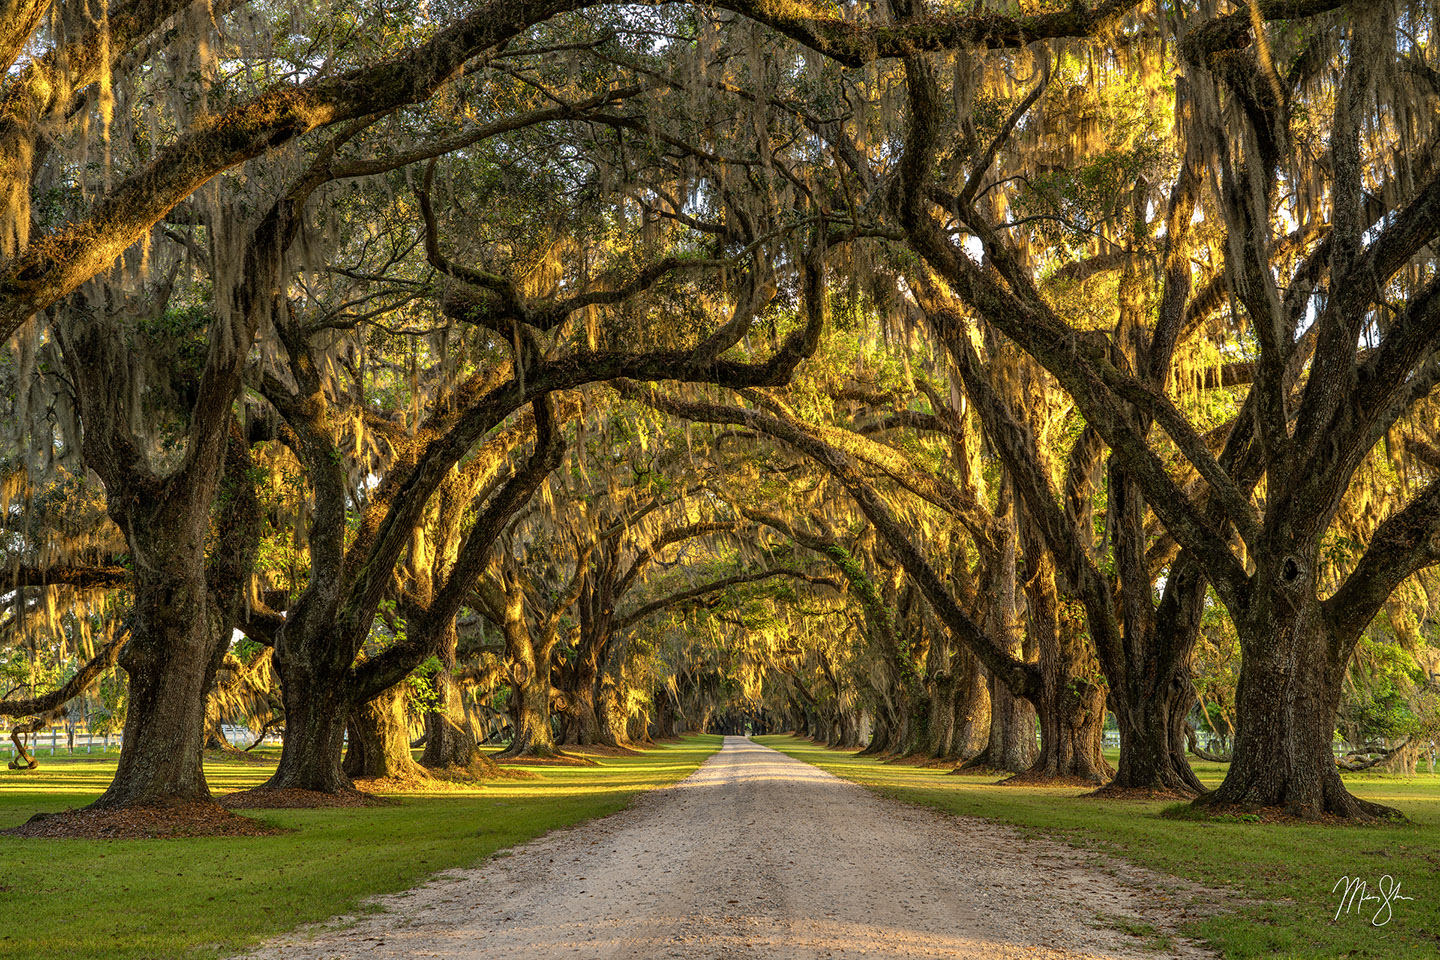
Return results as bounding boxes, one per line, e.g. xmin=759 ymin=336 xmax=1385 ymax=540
xmin=1096 ymin=914 xmax=1173 ymax=952
xmin=0 ymin=735 xmax=721 ymax=960
xmin=758 ymin=735 xmax=1440 ymax=960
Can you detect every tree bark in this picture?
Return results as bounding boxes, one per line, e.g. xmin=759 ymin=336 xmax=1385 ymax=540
xmin=1197 ymin=586 xmax=1397 ymax=818
xmin=559 ymin=642 xmax=603 ymax=746
xmin=1101 ymin=552 xmax=1208 ymax=793
xmin=651 ymin=688 xmax=679 ymax=739
xmin=859 ymin=703 xmax=892 ymax=755
xmin=265 ymin=652 xmax=353 ymax=792
xmin=814 ymin=714 xmax=834 ymax=744
xmin=923 ymin=649 xmax=958 ymax=758
xmin=592 ymin=631 xmax=635 ymax=748
xmin=1104 ymin=558 xmax=1207 ymax=795
xmin=1030 ymin=671 xmax=1108 ymax=782
xmin=84 ymin=433 xmax=258 ymax=810
xmin=960 ymin=677 xmax=1037 ymax=773
xmin=90 ymin=573 xmax=224 ymax=808
xmin=1110 ymin=683 xmax=1202 ymax=793
xmin=344 ymin=684 xmax=428 ymax=781
xmin=595 ymin=679 xmax=630 ymax=749
xmin=204 ymin=714 xmax=247 ymax=755
xmin=1020 ymin=519 xmax=1110 ymax=782
xmin=958 ymin=503 xmax=1035 ymax=773
xmin=880 ymin=701 xmax=915 ymax=757
xmin=950 ymin=653 xmax=990 ymax=761
xmin=421 ymin=624 xmax=479 ymax=769
xmin=627 ymin=710 xmax=652 ymax=745
xmin=497 ymin=655 xmax=558 ymax=759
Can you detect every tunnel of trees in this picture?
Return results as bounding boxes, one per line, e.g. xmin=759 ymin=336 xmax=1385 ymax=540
xmin=3 ymin=0 xmax=1440 ymax=823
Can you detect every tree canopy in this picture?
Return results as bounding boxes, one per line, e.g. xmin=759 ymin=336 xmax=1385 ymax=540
xmin=3 ymin=0 xmax=1440 ymax=822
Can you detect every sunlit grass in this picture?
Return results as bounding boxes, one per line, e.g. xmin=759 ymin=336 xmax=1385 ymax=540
xmin=0 ymin=735 xmax=721 ymax=960
xmin=759 ymin=735 xmax=1440 ymax=960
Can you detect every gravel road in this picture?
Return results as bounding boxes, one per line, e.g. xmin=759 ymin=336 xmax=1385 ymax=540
xmin=240 ymin=736 xmax=1218 ymax=959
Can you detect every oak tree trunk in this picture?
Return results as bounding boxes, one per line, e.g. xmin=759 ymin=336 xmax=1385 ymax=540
xmin=923 ymin=663 xmax=958 ymax=758
xmin=1021 ymin=523 xmax=1110 ymax=783
xmin=1031 ymin=675 xmax=1108 ymax=782
xmin=959 ymin=514 xmax=1035 ymax=773
xmin=595 ymin=680 xmax=630 ymax=749
xmin=960 ymin=676 xmax=1037 ymax=773
xmin=859 ymin=704 xmax=892 ymax=755
xmin=265 ymin=654 xmax=352 ymax=792
xmin=950 ymin=653 xmax=990 ymax=761
xmin=91 ymin=563 xmax=225 ymax=809
xmin=1104 ymin=469 xmax=1206 ymax=794
xmin=344 ymin=684 xmax=428 ymax=781
xmin=627 ymin=711 xmax=651 ymax=745
xmin=559 ymin=647 xmax=602 ymax=746
xmin=1109 ymin=680 xmax=1201 ymax=793
xmin=651 ymin=689 xmax=679 ymax=739
xmin=1198 ymin=588 xmax=1396 ymax=819
xmin=881 ymin=705 xmax=914 ymax=756
xmin=497 ymin=660 xmax=557 ymax=759
xmin=421 ymin=625 xmax=478 ymax=769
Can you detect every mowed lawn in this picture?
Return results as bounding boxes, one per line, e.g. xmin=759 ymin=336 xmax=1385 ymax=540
xmin=0 ymin=735 xmax=722 ymax=960
xmin=758 ymin=734 xmax=1440 ymax=960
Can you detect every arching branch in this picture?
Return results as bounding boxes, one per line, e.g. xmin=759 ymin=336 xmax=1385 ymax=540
xmin=1 ymin=563 xmax=129 ymax=590
xmin=624 ymin=384 xmax=1040 ymax=698
xmin=0 ymin=629 xmax=127 ymax=718
xmin=615 ymin=567 xmax=838 ymax=634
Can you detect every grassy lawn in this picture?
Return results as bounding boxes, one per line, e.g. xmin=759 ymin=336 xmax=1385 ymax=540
xmin=757 ymin=735 xmax=1440 ymax=959
xmin=0 ymin=735 xmax=721 ymax=960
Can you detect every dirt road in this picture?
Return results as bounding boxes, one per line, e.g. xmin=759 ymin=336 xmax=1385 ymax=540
xmin=241 ymin=737 xmax=1216 ymax=959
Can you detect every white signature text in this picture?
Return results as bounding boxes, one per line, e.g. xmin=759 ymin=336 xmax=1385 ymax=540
xmin=1332 ymin=875 xmax=1414 ymax=926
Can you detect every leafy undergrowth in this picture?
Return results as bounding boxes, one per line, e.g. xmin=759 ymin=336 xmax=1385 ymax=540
xmin=0 ymin=734 xmax=721 ymax=960
xmin=759 ymin=735 xmax=1440 ymax=960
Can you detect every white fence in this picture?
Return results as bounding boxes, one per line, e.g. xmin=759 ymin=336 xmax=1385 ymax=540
xmin=2 ymin=728 xmax=119 ymax=758
xmin=2 ymin=724 xmax=281 ymax=759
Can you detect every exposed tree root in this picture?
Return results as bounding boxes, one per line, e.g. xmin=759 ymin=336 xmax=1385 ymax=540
xmin=220 ymin=786 xmax=395 ymax=809
xmin=952 ymin=743 xmax=1032 ymax=776
xmin=1335 ymin=740 xmax=1412 ymax=772
xmin=349 ymin=775 xmax=438 ymax=793
xmin=998 ymin=769 xmax=1106 ymax=788
xmin=3 ymin=802 xmax=284 ymax=838
xmin=882 ymin=752 xmax=942 ymax=767
xmin=434 ymin=755 xmax=542 ymax=782
xmin=949 ymin=760 xmax=1014 ymax=777
xmin=205 ymin=745 xmax=274 ymax=763
xmin=1184 ymin=724 xmax=1232 ymax=763
xmin=1184 ymin=791 xmax=1406 ymax=824
xmin=1084 ymin=782 xmax=1199 ymax=802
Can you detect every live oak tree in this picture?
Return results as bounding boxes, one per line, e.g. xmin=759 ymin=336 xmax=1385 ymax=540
xmin=885 ymin=1 xmax=1440 ymax=816
xmin=625 ymin=545 xmax=845 ymax=740
xmin=611 ymin=357 xmax=985 ymax=760
xmin=0 ymin=1 xmax=1044 ymax=780
xmin=4 ymin=3 xmax=842 ymax=803
xmin=7 ymin=0 xmax=1440 ymax=826
xmin=635 ymin=380 xmax=1114 ymax=777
